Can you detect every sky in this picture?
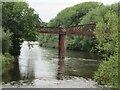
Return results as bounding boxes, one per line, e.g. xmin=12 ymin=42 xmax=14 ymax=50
xmin=26 ymin=0 xmax=119 ymax=22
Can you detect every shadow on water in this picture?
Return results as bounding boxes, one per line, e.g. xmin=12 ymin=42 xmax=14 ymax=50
xmin=65 ymin=50 xmax=100 ymax=60
xmin=2 ymin=59 xmax=21 ymax=83
xmin=65 ymin=58 xmax=100 ymax=79
xmin=65 ymin=49 xmax=101 ymax=79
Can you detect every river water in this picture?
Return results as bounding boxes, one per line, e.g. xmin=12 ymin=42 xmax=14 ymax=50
xmin=2 ymin=41 xmax=102 ymax=88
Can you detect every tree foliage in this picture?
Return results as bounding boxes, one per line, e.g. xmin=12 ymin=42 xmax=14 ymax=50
xmin=0 ymin=28 xmax=11 ymax=54
xmin=78 ymin=3 xmax=119 ymax=87
xmin=48 ymin=2 xmax=103 ymax=27
xmin=2 ymin=2 xmax=42 ymax=56
xmin=94 ymin=10 xmax=118 ymax=88
xmin=81 ymin=3 xmax=118 ymax=56
xmin=39 ymin=2 xmax=103 ymax=52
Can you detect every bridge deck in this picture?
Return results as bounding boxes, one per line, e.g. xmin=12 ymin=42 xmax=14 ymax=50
xmin=38 ymin=24 xmax=96 ymax=36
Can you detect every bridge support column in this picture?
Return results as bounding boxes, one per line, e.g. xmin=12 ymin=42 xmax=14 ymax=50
xmin=57 ymin=34 xmax=65 ymax=80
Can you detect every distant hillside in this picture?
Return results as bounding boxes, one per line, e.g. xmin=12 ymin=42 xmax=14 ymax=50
xmin=48 ymin=2 xmax=103 ymax=27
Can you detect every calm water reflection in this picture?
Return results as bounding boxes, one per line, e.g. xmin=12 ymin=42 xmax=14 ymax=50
xmin=2 ymin=41 xmax=101 ymax=82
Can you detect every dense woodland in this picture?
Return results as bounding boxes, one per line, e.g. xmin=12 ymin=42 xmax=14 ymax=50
xmin=0 ymin=1 xmax=119 ymax=88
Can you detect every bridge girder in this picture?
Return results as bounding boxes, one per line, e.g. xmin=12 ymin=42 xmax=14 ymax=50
xmin=38 ymin=24 xmax=96 ymax=36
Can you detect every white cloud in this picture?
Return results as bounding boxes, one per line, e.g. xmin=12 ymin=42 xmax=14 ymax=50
xmin=27 ymin=0 xmax=119 ymax=22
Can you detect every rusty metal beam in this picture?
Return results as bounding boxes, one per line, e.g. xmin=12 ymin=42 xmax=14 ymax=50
xmin=66 ymin=24 xmax=95 ymax=36
xmin=57 ymin=34 xmax=65 ymax=80
xmin=38 ymin=27 xmax=61 ymax=34
xmin=38 ymin=24 xmax=96 ymax=36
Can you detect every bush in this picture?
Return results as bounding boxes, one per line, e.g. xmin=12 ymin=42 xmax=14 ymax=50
xmin=0 ymin=53 xmax=14 ymax=74
xmin=93 ymin=5 xmax=118 ymax=88
xmin=94 ymin=53 xmax=118 ymax=88
xmin=0 ymin=28 xmax=12 ymax=54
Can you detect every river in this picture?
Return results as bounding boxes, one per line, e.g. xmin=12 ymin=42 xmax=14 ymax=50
xmin=2 ymin=41 xmax=102 ymax=88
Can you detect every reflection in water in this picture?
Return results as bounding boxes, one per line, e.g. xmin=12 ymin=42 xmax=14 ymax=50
xmin=2 ymin=60 xmax=21 ymax=83
xmin=65 ymin=58 xmax=100 ymax=79
xmin=2 ymin=41 xmax=101 ymax=83
xmin=19 ymin=41 xmax=57 ymax=81
xmin=19 ymin=42 xmax=35 ymax=80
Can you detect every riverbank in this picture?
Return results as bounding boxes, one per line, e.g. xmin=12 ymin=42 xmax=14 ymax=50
xmin=2 ymin=77 xmax=98 ymax=88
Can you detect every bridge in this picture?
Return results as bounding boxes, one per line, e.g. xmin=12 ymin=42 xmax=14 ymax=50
xmin=38 ymin=24 xmax=96 ymax=80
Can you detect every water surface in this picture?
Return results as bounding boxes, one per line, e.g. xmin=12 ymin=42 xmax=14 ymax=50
xmin=2 ymin=41 xmax=101 ymax=83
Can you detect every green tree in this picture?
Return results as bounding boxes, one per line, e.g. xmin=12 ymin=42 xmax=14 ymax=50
xmin=80 ymin=3 xmax=119 ymax=87
xmin=0 ymin=28 xmax=13 ymax=75
xmin=81 ymin=3 xmax=119 ymax=56
xmin=2 ymin=2 xmax=42 ymax=57
xmin=94 ymin=10 xmax=118 ymax=88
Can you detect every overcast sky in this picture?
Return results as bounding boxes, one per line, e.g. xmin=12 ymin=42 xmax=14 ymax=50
xmin=26 ymin=0 xmax=119 ymax=22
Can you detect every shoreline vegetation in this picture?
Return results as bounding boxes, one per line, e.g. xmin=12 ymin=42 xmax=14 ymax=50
xmin=1 ymin=1 xmax=118 ymax=89
xmin=0 ymin=53 xmax=14 ymax=74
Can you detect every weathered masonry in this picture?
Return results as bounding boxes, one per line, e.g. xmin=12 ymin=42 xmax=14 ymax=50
xmin=38 ymin=24 xmax=96 ymax=80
